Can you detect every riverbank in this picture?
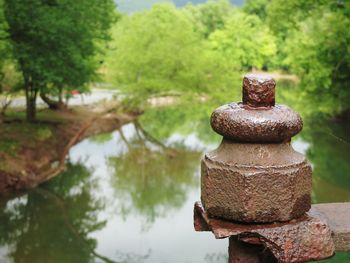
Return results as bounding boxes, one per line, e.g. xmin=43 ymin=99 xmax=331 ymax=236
xmin=0 ymin=102 xmax=140 ymax=195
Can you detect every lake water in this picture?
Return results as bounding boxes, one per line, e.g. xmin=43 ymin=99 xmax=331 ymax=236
xmin=0 ymin=96 xmax=349 ymax=262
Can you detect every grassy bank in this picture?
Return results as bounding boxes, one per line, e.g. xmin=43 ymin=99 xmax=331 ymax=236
xmin=0 ymin=104 xmax=139 ymax=195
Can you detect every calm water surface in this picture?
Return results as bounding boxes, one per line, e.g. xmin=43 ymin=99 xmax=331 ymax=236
xmin=0 ymin=102 xmax=349 ymax=262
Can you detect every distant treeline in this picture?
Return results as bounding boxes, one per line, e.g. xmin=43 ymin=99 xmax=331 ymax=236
xmin=0 ymin=0 xmax=349 ymax=121
xmin=106 ymin=0 xmax=350 ymax=115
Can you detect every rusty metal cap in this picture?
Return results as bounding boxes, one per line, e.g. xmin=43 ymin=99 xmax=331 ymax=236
xmin=210 ymin=74 xmax=303 ymax=142
xmin=243 ymin=74 xmax=275 ymax=108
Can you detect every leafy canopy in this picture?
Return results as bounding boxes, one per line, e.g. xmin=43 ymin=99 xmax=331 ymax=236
xmin=267 ymin=0 xmax=350 ymax=114
xmin=183 ymin=0 xmax=233 ymax=38
xmin=209 ymin=10 xmax=276 ymax=70
xmin=4 ymin=0 xmax=116 ymax=116
xmin=107 ymin=3 xmax=279 ymax=108
xmin=107 ymin=4 xmax=229 ymax=107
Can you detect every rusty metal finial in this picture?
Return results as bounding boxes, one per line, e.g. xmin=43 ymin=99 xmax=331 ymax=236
xmin=242 ymin=74 xmax=275 ymax=107
xmin=204 ymin=74 xmax=311 ymax=223
xmin=210 ymin=75 xmax=302 ymax=143
xmin=196 ymin=73 xmax=338 ymax=263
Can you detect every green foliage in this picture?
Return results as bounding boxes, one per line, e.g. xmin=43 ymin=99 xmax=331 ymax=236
xmin=0 ymin=0 xmax=20 ymax=106
xmin=183 ymin=0 xmax=233 ymax=38
xmin=5 ymin=0 xmax=116 ymax=88
xmin=327 ymin=253 xmax=350 ymax=263
xmin=270 ymin=0 xmax=350 ymax=114
xmin=266 ymin=0 xmax=338 ymax=41
xmin=107 ymin=4 xmax=234 ymax=108
xmin=0 ymin=162 xmax=109 ymax=263
xmin=36 ymin=127 xmax=52 ymax=141
xmin=108 ymin=122 xmax=200 ymax=224
xmin=3 ymin=0 xmax=116 ymax=120
xmin=286 ymin=15 xmax=349 ymax=114
xmin=0 ymin=63 xmax=22 ymax=93
xmin=89 ymin=132 xmax=113 ymax=144
xmin=0 ymin=63 xmax=22 ymax=117
xmin=0 ymin=139 xmax=18 ymax=156
xmin=0 ymin=0 xmax=9 ymax=62
xmin=0 ymin=0 xmax=347 ymax=118
xmin=139 ymin=103 xmax=222 ymax=144
xmin=299 ymin=116 xmax=350 ymax=203
xmin=108 ymin=3 xmax=274 ymax=108
xmin=243 ymin=0 xmax=269 ymax=21
xmin=209 ymin=10 xmax=277 ymax=70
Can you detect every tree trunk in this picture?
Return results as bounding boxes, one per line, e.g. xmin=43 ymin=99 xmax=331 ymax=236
xmin=0 ymin=94 xmax=12 ymax=119
xmin=25 ymin=84 xmax=37 ymax=122
xmin=40 ymin=93 xmax=66 ymax=110
xmin=58 ymin=86 xmax=63 ymax=103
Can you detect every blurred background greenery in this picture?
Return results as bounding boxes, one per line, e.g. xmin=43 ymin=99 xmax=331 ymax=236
xmin=0 ymin=0 xmax=349 ymax=120
xmin=0 ymin=0 xmax=349 ymax=262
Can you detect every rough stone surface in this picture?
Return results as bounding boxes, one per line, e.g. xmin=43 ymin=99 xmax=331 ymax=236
xmin=242 ymin=74 xmax=276 ymax=107
xmin=210 ymin=103 xmax=303 ymax=143
xmin=201 ymin=140 xmax=312 ymax=223
xmin=194 ymin=202 xmax=335 ymax=263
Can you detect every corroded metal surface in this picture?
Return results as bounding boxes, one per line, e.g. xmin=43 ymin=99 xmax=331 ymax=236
xmin=201 ymin=141 xmax=312 ymax=222
xmin=228 ymin=236 xmax=277 ymax=263
xmin=211 ymin=74 xmax=302 ymax=143
xmin=202 ymin=74 xmax=312 ymax=222
xmin=210 ymin=103 xmax=302 ymax=143
xmin=243 ymin=74 xmax=275 ymax=107
xmin=194 ymin=202 xmax=335 ymax=263
xmin=197 ymin=75 xmax=347 ymax=261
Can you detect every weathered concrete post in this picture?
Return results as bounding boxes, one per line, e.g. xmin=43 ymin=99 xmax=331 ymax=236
xmin=201 ymin=74 xmax=312 ymax=222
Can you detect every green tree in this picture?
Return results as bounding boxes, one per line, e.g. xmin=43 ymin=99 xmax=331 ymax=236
xmin=0 ymin=0 xmax=17 ymax=120
xmin=183 ymin=0 xmax=234 ymax=38
xmin=107 ymin=4 xmax=203 ymax=108
xmin=243 ymin=0 xmax=269 ymax=21
xmin=106 ymin=3 xmax=240 ymax=109
xmin=0 ymin=63 xmax=23 ymax=120
xmin=267 ymin=0 xmax=350 ymax=114
xmin=266 ymin=0 xmax=329 ymax=42
xmin=209 ymin=10 xmax=277 ymax=70
xmin=4 ymin=0 xmax=116 ymax=121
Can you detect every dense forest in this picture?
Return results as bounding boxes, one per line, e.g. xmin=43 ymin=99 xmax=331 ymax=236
xmin=0 ymin=0 xmax=349 ymax=122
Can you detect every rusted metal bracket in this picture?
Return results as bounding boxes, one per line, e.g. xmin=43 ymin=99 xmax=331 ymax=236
xmin=194 ymin=201 xmax=350 ymax=262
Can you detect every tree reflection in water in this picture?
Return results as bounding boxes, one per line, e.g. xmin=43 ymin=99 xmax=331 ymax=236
xmin=0 ymin=162 xmax=132 ymax=263
xmin=109 ymin=121 xmax=202 ymax=228
xmin=300 ymin=117 xmax=350 ymax=203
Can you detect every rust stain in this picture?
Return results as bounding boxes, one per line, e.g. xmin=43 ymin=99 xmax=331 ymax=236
xmin=194 ymin=202 xmax=335 ymax=263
